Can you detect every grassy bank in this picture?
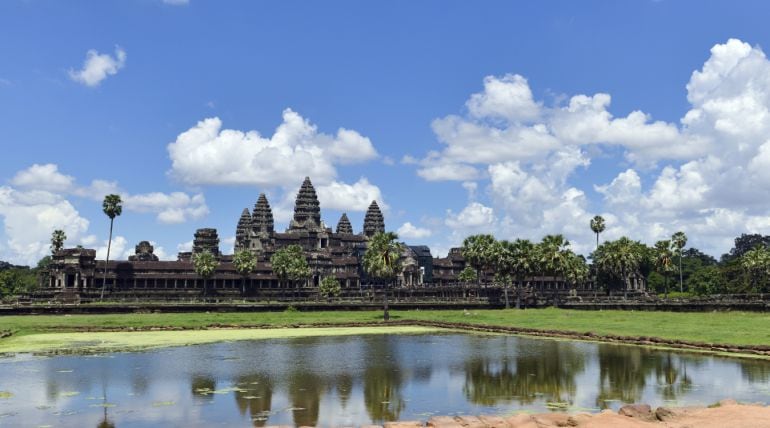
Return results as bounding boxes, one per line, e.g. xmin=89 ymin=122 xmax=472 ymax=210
xmin=0 ymin=308 xmax=767 ymax=348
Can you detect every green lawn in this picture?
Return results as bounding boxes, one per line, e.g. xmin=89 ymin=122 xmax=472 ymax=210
xmin=1 ymin=308 xmax=768 ymax=348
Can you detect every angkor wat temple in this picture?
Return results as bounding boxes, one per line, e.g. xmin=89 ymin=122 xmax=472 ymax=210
xmin=43 ymin=177 xmax=463 ymax=299
xmin=43 ymin=177 xmax=641 ymax=300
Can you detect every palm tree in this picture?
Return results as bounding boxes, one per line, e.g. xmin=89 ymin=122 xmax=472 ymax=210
xmin=271 ymin=244 xmax=311 ymax=299
xmin=457 ymin=266 xmax=478 ymax=284
xmin=509 ymin=238 xmax=536 ymax=309
xmin=590 ymin=215 xmax=606 ymax=249
xmin=461 ymin=234 xmax=497 ymax=287
xmin=232 ymin=249 xmax=257 ymax=296
xmin=492 ymin=240 xmax=513 ymax=308
xmin=654 ymin=240 xmax=674 ymax=298
xmin=50 ymin=229 xmax=66 ymax=254
xmin=362 ymin=231 xmax=402 ymax=321
xmin=537 ymin=235 xmax=571 ymax=306
xmin=563 ymin=252 xmax=589 ymax=291
xmin=671 ymin=231 xmax=687 ymax=293
xmin=193 ymin=250 xmax=219 ymax=297
xmin=100 ymin=194 xmax=122 ymax=300
xmin=593 ymin=237 xmax=645 ymax=294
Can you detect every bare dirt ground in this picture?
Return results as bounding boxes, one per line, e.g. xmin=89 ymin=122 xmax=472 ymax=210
xmin=341 ymin=400 xmax=770 ymax=428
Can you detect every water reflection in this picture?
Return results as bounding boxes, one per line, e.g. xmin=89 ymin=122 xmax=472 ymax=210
xmin=464 ymin=341 xmax=586 ymax=406
xmin=0 ymin=333 xmax=767 ymax=427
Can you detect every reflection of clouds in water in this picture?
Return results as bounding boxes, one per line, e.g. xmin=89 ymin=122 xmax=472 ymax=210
xmin=0 ymin=334 xmax=768 ymax=426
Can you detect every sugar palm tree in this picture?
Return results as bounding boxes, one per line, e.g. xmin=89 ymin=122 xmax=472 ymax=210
xmin=100 ymin=194 xmax=122 ymax=300
xmin=590 ymin=215 xmax=606 ymax=250
xmin=537 ymin=234 xmax=572 ymax=305
xmin=509 ymin=238 xmax=536 ymax=309
xmin=271 ymin=244 xmax=311 ymax=299
xmin=193 ymin=250 xmax=219 ymax=297
xmin=671 ymin=231 xmax=687 ymax=293
xmin=654 ymin=240 xmax=674 ymax=298
xmin=50 ymin=229 xmax=66 ymax=254
xmin=593 ymin=237 xmax=646 ymax=294
xmin=363 ymin=231 xmax=402 ymax=321
xmin=461 ymin=234 xmax=497 ymax=286
xmin=564 ymin=252 xmax=589 ymax=290
xmin=492 ymin=240 xmax=513 ymax=308
xmin=232 ymin=249 xmax=257 ymax=296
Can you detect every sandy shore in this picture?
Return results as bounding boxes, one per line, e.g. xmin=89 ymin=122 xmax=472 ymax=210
xmin=355 ymin=400 xmax=770 ymax=428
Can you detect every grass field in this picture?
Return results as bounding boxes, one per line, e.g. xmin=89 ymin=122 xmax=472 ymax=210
xmin=0 ymin=308 xmax=767 ymax=349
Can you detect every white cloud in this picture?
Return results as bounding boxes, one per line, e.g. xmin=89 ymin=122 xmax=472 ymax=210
xmin=123 ymin=192 xmax=208 ymax=224
xmin=445 ymin=202 xmax=496 ymax=229
xmin=69 ymin=46 xmax=126 ymax=87
xmin=95 ymin=236 xmax=129 ymax=260
xmin=12 ymin=163 xmax=74 ymax=192
xmin=315 ymin=178 xmax=386 ymax=211
xmin=415 ymin=39 xmax=770 ymax=257
xmin=0 ymin=186 xmax=89 ymax=264
xmin=397 ymin=222 xmax=432 ymax=239
xmin=167 ymin=109 xmax=378 ymax=187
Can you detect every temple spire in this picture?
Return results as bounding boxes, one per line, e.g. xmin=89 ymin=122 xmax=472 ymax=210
xmin=235 ymin=208 xmax=251 ymax=250
xmin=290 ymin=177 xmax=322 ymax=229
xmin=362 ymin=200 xmax=385 ymax=238
xmin=252 ymin=193 xmax=274 ymax=234
xmin=336 ymin=213 xmax=353 ymax=235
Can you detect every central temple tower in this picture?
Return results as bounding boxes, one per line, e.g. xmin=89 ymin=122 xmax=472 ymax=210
xmin=288 ymin=176 xmax=324 ymax=232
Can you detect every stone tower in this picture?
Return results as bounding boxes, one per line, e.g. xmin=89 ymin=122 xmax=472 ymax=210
xmin=362 ymin=201 xmax=385 ymax=238
xmin=234 ymin=208 xmax=251 ymax=251
xmin=336 ymin=213 xmax=353 ymax=235
xmin=289 ymin=177 xmax=322 ymax=231
xmin=193 ymin=228 xmax=220 ymax=257
xmin=251 ymin=193 xmax=274 ymax=234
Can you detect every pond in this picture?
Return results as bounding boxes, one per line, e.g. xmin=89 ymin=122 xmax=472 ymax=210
xmin=0 ymin=332 xmax=768 ymax=427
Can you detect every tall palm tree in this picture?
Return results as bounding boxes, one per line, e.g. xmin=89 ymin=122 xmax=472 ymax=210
xmin=232 ymin=249 xmax=257 ymax=296
xmin=271 ymin=244 xmax=311 ymax=300
xmin=193 ymin=250 xmax=219 ymax=297
xmin=563 ymin=252 xmax=589 ymax=291
xmin=509 ymin=238 xmax=535 ymax=309
xmin=654 ymin=240 xmax=674 ymax=298
xmin=492 ymin=240 xmax=513 ymax=308
xmin=363 ymin=231 xmax=402 ymax=321
xmin=537 ymin=234 xmax=571 ymax=305
xmin=590 ymin=216 xmax=606 ymax=250
xmin=671 ymin=231 xmax=687 ymax=293
xmin=461 ymin=234 xmax=497 ymax=287
xmin=100 ymin=194 xmax=122 ymax=300
xmin=50 ymin=229 xmax=66 ymax=254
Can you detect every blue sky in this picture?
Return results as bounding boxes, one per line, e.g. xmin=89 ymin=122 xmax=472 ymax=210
xmin=2 ymin=0 xmax=770 ymax=264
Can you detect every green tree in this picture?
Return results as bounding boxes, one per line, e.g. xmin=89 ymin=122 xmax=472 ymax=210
xmin=563 ymin=252 xmax=589 ymax=290
xmin=589 ymin=215 xmax=606 ymax=249
xmin=461 ymin=234 xmax=497 ymax=286
xmin=687 ymin=265 xmax=726 ymax=295
xmin=362 ymin=231 xmax=402 ymax=321
xmin=193 ymin=250 xmax=219 ymax=296
xmin=319 ymin=276 xmax=341 ymax=301
xmin=100 ymin=194 xmax=123 ymax=300
xmin=232 ymin=249 xmax=257 ymax=296
xmin=740 ymin=245 xmax=770 ymax=292
xmin=50 ymin=229 xmax=66 ymax=254
xmin=653 ymin=240 xmax=674 ymax=298
xmin=592 ymin=237 xmax=647 ymax=293
xmin=457 ymin=266 xmax=478 ymax=284
xmin=509 ymin=239 xmax=536 ymax=309
xmin=0 ymin=268 xmax=36 ymax=298
xmin=671 ymin=231 xmax=687 ymax=293
xmin=492 ymin=240 xmax=514 ymax=308
xmin=271 ymin=244 xmax=311 ymax=298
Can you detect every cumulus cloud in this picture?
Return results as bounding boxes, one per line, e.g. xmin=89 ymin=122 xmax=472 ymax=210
xmin=123 ymin=192 xmax=208 ymax=224
xmin=167 ymin=109 xmax=378 ymax=187
xmin=315 ymin=178 xmax=386 ymax=211
xmin=397 ymin=222 xmax=432 ymax=239
xmin=0 ymin=186 xmax=89 ymax=264
xmin=69 ymin=46 xmax=126 ymax=87
xmin=416 ymin=39 xmax=770 ymax=257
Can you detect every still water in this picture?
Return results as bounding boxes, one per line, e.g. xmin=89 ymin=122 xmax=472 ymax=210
xmin=0 ymin=332 xmax=768 ymax=427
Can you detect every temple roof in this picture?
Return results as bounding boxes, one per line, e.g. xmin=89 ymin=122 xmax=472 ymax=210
xmin=362 ymin=200 xmax=385 ymax=238
xmin=336 ymin=213 xmax=353 ymax=235
xmin=252 ymin=193 xmax=274 ymax=234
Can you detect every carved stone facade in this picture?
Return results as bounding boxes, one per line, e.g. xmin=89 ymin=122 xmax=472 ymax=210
xmin=128 ymin=241 xmax=159 ymax=262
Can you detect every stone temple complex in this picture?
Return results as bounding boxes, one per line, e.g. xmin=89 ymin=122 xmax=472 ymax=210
xmin=43 ymin=177 xmax=638 ymax=300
